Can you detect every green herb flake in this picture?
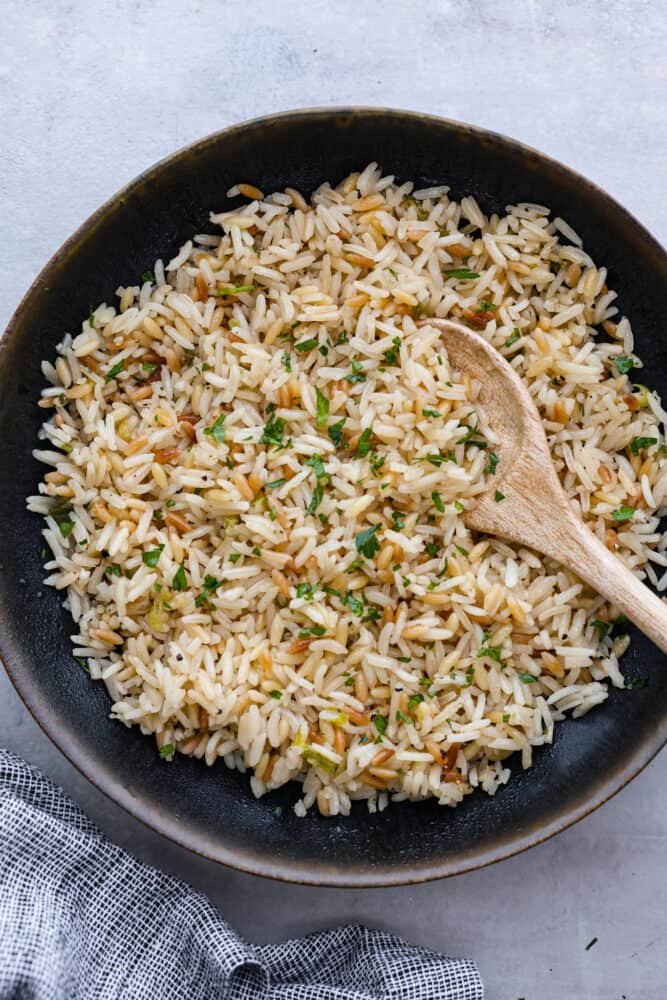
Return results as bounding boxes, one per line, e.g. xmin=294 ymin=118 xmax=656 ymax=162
xmin=355 ymin=524 xmax=380 ymax=559
xmin=518 ymin=672 xmax=537 ymax=684
xmin=75 ymin=656 xmax=90 ymax=673
xmin=104 ymin=359 xmax=125 ymax=384
xmin=382 ymin=336 xmax=402 ymax=366
xmin=592 ymin=619 xmax=610 ymax=639
xmin=408 ymin=693 xmax=424 ymax=709
xmin=431 ymin=491 xmax=445 ymax=513
xmin=294 ymin=338 xmax=318 ymax=354
xmin=344 ymin=356 xmax=367 ymax=384
xmin=355 ymin=428 xmax=373 ymax=458
xmin=266 ymin=478 xmax=285 ymax=490
xmin=269 ymin=689 xmax=282 ymax=699
xmin=615 ymin=356 xmax=634 ymax=375
xmin=502 ymin=713 xmax=510 ymax=723
xmin=345 ymin=593 xmax=364 ymax=616
xmin=142 ymin=544 xmax=165 ymax=568
xmin=630 ymin=436 xmax=658 ymax=455
xmin=298 ymin=625 xmax=326 ymax=639
xmin=373 ymin=714 xmax=388 ymax=735
xmin=485 ymin=451 xmax=499 ymax=475
xmin=477 ymin=645 xmax=502 ymax=662
xmin=58 ymin=519 xmax=75 ymax=539
xmin=505 ymin=329 xmax=521 ymax=347
xmin=203 ymin=414 xmax=226 ymax=444
xmin=314 ymin=387 xmax=330 ymax=428
xmin=172 ymin=564 xmax=187 ymax=591
xmin=494 ymin=489 xmax=505 ymax=503
xmin=216 ymin=284 xmax=257 ymax=296
xmin=446 ymin=268 xmax=479 ymax=279
xmin=454 ymin=544 xmax=469 ymax=556
xmin=159 ymin=744 xmax=174 ymax=759
xmin=396 ymin=710 xmax=411 ymax=724
xmin=391 ymin=511 xmax=405 ymax=531
xmin=422 ymin=409 xmax=442 ymax=418
xmin=260 ymin=413 xmax=287 ymax=448
xmin=612 ymin=505 xmax=635 ymax=522
xmin=228 ymin=553 xmax=241 ymax=564
xmin=328 ymin=417 xmax=346 ymax=448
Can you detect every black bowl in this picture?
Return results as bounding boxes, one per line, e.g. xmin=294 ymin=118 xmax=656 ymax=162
xmin=1 ymin=108 xmax=666 ymax=886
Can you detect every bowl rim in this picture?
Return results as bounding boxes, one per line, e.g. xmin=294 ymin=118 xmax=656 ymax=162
xmin=1 ymin=105 xmax=666 ymax=887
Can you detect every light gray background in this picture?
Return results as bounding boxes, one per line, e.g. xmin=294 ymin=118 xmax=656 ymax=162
xmin=1 ymin=2 xmax=665 ymax=997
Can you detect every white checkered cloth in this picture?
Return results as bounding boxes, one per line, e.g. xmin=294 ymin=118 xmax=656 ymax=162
xmin=0 ymin=750 xmax=483 ymax=999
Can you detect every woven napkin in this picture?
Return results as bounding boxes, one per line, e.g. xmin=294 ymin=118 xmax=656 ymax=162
xmin=0 ymin=749 xmax=483 ymax=999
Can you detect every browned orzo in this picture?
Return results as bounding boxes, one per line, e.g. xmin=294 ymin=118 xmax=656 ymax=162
xmin=29 ymin=163 xmax=667 ymax=817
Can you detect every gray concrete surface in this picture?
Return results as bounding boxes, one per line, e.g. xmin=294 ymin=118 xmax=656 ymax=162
xmin=1 ymin=1 xmax=666 ymax=997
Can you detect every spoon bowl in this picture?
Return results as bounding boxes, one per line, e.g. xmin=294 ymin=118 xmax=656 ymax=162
xmin=424 ymin=318 xmax=667 ymax=654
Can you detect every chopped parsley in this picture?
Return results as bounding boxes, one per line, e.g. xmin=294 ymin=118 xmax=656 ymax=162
xmin=612 ymin=505 xmax=635 ymax=522
xmin=457 ymin=421 xmax=487 ymax=449
xmin=431 ymin=491 xmax=445 ymax=513
xmin=266 ymin=478 xmax=285 ymax=489
xmin=315 ymin=387 xmax=329 ymax=428
xmin=228 ymin=553 xmax=241 ymax=564
xmin=445 ymin=268 xmax=479 ymax=279
xmin=614 ymin=356 xmax=634 ymax=374
xmin=172 ymin=564 xmax=187 ymax=591
xmin=425 ymin=542 xmax=439 ymax=557
xmin=391 ymin=511 xmax=405 ymax=531
xmin=298 ymin=625 xmax=326 ymax=639
xmin=396 ymin=710 xmax=411 ymax=724
xmin=58 ymin=519 xmax=74 ymax=539
xmin=328 ymin=417 xmax=346 ymax=447
xmin=105 ymin=564 xmax=122 ymax=577
xmin=355 ymin=428 xmax=373 ymax=458
xmin=216 ymin=284 xmax=257 ymax=295
xmin=295 ymin=337 xmax=319 ymax=353
xmin=423 ymin=409 xmax=441 ymax=418
xmin=477 ymin=645 xmax=502 ymax=662
xmin=408 ymin=693 xmax=424 ymax=709
xmin=104 ymin=359 xmax=125 ymax=383
xmin=296 ymin=582 xmax=318 ymax=600
xmin=142 ymin=545 xmax=165 ymax=568
xmin=454 ymin=544 xmax=469 ymax=556
xmin=502 ymin=713 xmax=510 ymax=723
xmin=195 ymin=574 xmax=221 ymax=607
xmin=485 ymin=451 xmax=499 ymax=475
xmin=203 ymin=414 xmax=226 ymax=444
xmin=592 ymin=619 xmax=609 ymax=639
xmin=269 ymin=690 xmax=282 ymax=699
xmin=355 ymin=524 xmax=380 ymax=559
xmin=505 ymin=328 xmax=521 ymax=347
xmin=517 ymin=672 xmax=537 ymax=684
xmin=382 ymin=336 xmax=401 ymax=366
xmin=260 ymin=413 xmax=287 ymax=448
xmin=283 ymin=352 xmax=292 ymax=372
xmin=344 ymin=356 xmax=366 ymax=384
xmin=494 ymin=490 xmax=505 ymax=503
xmin=141 ymin=270 xmax=155 ymax=284
xmin=373 ymin=714 xmax=388 ymax=735
xmin=630 ymin=436 xmax=657 ymax=455
xmin=159 ymin=744 xmax=174 ymax=759
xmin=345 ymin=593 xmax=364 ymax=616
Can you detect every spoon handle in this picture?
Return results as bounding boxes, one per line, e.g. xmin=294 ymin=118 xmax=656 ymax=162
xmin=542 ymin=509 xmax=667 ymax=655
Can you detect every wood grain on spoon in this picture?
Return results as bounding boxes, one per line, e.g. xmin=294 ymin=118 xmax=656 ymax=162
xmin=423 ymin=318 xmax=667 ymax=654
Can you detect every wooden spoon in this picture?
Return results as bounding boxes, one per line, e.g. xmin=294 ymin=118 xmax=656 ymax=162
xmin=423 ymin=318 xmax=667 ymax=654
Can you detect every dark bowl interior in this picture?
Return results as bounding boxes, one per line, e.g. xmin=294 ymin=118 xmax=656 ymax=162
xmin=1 ymin=108 xmax=666 ymax=886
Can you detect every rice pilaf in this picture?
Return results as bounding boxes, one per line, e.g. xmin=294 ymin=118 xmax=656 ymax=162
xmin=28 ymin=163 xmax=667 ymax=817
